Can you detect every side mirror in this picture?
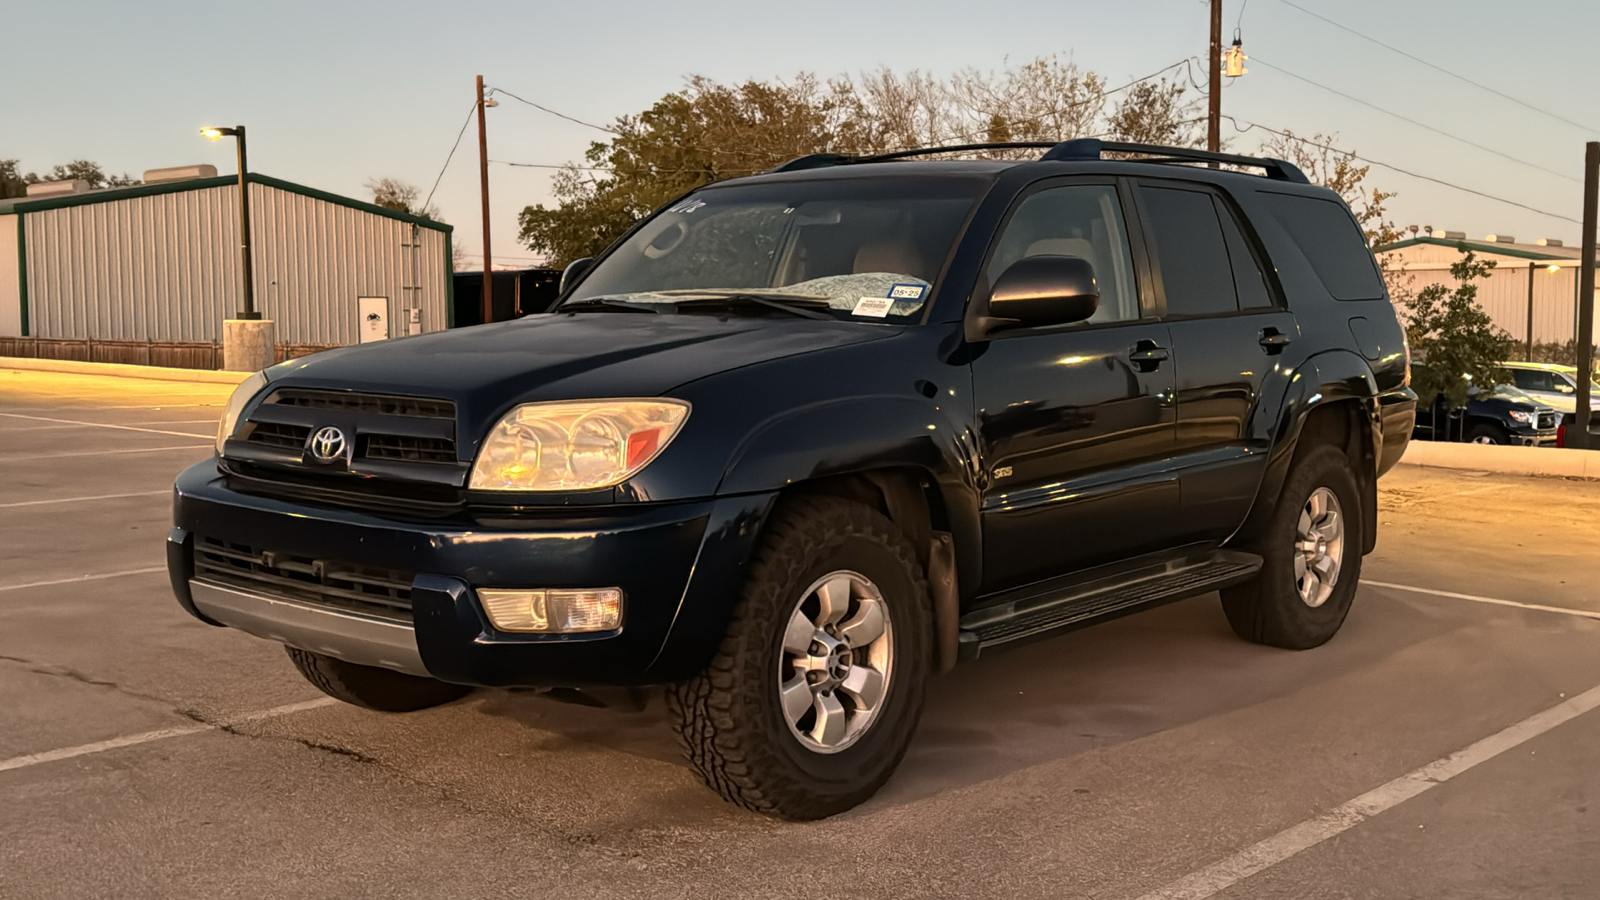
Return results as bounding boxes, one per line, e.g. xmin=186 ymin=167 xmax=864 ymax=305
xmin=559 ymin=257 xmax=594 ymax=295
xmin=969 ymin=255 xmax=1099 ymax=339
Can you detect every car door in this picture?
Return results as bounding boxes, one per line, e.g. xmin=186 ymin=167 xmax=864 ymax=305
xmin=1132 ymin=181 xmax=1299 ymax=544
xmin=971 ymin=179 xmax=1179 ymax=593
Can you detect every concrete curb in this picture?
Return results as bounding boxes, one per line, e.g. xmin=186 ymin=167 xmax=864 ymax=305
xmin=1398 ymin=440 xmax=1600 ymax=479
xmin=0 ymin=356 xmax=250 ymax=385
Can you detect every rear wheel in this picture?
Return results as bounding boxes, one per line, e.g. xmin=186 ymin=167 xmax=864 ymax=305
xmin=285 ymin=646 xmax=471 ymax=712
xmin=1221 ymin=445 xmax=1363 ymax=649
xmin=667 ymin=496 xmax=931 ymax=819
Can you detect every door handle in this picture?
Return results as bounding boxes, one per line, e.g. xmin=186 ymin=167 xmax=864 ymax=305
xmin=1259 ymin=328 xmax=1291 ymax=354
xmin=1129 ymin=341 xmax=1170 ymax=372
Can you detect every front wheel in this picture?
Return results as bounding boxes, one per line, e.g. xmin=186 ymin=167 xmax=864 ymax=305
xmin=285 ymin=646 xmax=471 ymax=712
xmin=1466 ymin=423 xmax=1509 ymax=445
xmin=1221 ymin=445 xmax=1364 ymax=650
xmin=667 ymin=496 xmax=931 ymax=819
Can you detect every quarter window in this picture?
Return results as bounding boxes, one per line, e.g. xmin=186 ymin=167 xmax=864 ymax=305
xmin=986 ymin=184 xmax=1141 ymax=324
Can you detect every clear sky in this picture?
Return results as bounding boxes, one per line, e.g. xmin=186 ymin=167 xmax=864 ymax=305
xmin=4 ymin=0 xmax=1597 ymax=268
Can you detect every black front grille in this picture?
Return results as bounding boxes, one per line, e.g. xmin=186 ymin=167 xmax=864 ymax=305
xmin=365 ymin=434 xmax=458 ymax=464
xmin=1538 ymin=412 xmax=1557 ymax=430
xmin=246 ymin=421 xmax=311 ymax=449
xmin=269 ymin=388 xmax=455 ymax=420
xmin=240 ymin=388 xmax=460 ymax=467
xmin=193 ymin=536 xmax=415 ymax=623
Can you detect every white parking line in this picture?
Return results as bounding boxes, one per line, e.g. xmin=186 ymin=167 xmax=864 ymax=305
xmin=1365 ymin=579 xmax=1600 ymax=622
xmin=1 ymin=444 xmax=210 ymax=461
xmin=0 ymin=490 xmax=169 ymax=509
xmin=0 ymin=412 xmax=216 ymax=439
xmin=0 ymin=566 xmax=167 ymax=593
xmin=0 ymin=698 xmax=340 ymax=775
xmin=1134 ymin=682 xmax=1600 ymax=900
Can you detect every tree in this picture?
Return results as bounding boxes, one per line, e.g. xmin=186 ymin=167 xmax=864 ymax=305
xmin=0 ymin=160 xmax=26 ymax=199
xmin=1404 ymin=252 xmax=1514 ymax=408
xmin=366 ymin=177 xmax=440 ymax=219
xmin=517 ymin=57 xmax=1207 ymax=266
xmin=0 ymin=159 xmax=136 ymax=197
xmin=1107 ymin=78 xmax=1200 ymax=146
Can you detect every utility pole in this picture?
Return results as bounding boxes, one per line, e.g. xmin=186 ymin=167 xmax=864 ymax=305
xmin=1526 ymin=261 xmax=1536 ymax=362
xmin=1573 ymin=141 xmax=1597 ymax=449
xmin=476 ymin=74 xmax=493 ymax=326
xmin=1208 ymin=0 xmax=1222 ymax=155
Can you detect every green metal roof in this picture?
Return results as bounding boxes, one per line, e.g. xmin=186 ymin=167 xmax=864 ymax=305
xmin=0 ymin=173 xmax=452 ymax=233
xmin=1375 ymin=236 xmax=1571 ymax=261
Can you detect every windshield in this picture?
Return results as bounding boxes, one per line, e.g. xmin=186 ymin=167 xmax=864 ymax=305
xmin=562 ymin=177 xmax=986 ymax=322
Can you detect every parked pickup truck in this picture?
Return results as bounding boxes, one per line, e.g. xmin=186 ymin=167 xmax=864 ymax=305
xmin=170 ymin=139 xmax=1416 ymax=819
xmin=1411 ymin=364 xmax=1559 ymax=446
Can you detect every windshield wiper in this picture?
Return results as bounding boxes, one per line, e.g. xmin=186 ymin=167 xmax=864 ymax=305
xmin=560 ymin=297 xmax=664 ymax=314
xmin=655 ymin=291 xmax=836 ymax=320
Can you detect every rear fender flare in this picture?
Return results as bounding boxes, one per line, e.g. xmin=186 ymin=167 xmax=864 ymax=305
xmin=1239 ymin=350 xmax=1380 ymax=550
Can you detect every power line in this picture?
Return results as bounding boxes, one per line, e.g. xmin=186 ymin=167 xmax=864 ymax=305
xmin=1225 ymin=115 xmax=1582 ymax=225
xmin=423 ymin=101 xmax=479 ymax=212
xmin=1252 ymin=57 xmax=1579 ymax=184
xmin=487 ymin=87 xmax=619 ymax=135
xmin=940 ymin=58 xmax=1197 ymax=146
xmin=1269 ymin=0 xmax=1596 ymax=135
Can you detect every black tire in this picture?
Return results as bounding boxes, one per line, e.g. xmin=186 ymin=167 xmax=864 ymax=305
xmin=285 ymin=646 xmax=471 ymax=712
xmin=1220 ymin=444 xmax=1364 ymax=650
xmin=1465 ymin=423 xmax=1509 ymax=445
xmin=666 ymin=496 xmax=931 ymax=820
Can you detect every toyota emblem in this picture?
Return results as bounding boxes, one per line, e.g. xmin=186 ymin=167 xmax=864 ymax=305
xmin=307 ymin=426 xmax=348 ymax=463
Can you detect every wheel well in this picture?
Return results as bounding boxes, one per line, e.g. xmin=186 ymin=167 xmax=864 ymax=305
xmin=1293 ymin=399 xmax=1378 ymax=554
xmin=783 ymin=469 xmax=944 ymax=568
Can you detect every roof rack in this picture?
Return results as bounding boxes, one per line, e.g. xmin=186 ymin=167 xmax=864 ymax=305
xmin=1041 ymin=139 xmax=1309 ymax=182
xmin=768 ymin=138 xmax=1309 ymax=183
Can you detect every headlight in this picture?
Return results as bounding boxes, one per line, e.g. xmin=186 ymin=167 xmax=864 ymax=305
xmin=216 ymin=371 xmax=270 ymax=454
xmin=468 ymin=399 xmax=690 ymax=491
xmin=1508 ymin=409 xmax=1536 ymax=425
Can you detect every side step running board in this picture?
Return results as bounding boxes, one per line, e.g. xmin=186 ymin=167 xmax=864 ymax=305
xmin=957 ymin=550 xmax=1262 ymax=661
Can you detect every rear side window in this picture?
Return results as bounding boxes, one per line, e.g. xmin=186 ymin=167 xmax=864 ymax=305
xmin=1216 ymin=202 xmax=1275 ymax=309
xmin=1257 ymin=192 xmax=1385 ymax=300
xmin=1138 ymin=185 xmax=1238 ymax=317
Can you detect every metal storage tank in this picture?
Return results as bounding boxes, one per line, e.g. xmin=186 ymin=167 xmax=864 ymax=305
xmin=0 ymin=172 xmax=454 ymax=366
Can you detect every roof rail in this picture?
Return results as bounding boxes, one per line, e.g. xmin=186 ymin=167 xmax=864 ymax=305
xmin=768 ymin=139 xmax=1311 ymax=182
xmin=768 ymin=153 xmax=855 ymax=173
xmin=1041 ymin=138 xmax=1310 ymax=182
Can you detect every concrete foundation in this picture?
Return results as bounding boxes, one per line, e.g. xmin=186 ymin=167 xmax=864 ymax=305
xmin=222 ymin=319 xmax=276 ymax=373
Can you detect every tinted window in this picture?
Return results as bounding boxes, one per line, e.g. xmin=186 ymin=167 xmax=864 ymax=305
xmin=1216 ymin=199 xmax=1274 ymax=308
xmin=1258 ymin=192 xmax=1385 ymax=300
xmin=1139 ymin=185 xmax=1238 ymax=317
xmin=986 ymin=184 xmax=1140 ymax=324
xmin=1512 ymin=369 xmax=1554 ymax=392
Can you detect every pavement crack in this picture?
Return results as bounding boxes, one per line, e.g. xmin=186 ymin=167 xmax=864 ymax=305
xmin=0 ymin=653 xmax=173 ymax=707
xmin=294 ymin=738 xmax=379 ymax=764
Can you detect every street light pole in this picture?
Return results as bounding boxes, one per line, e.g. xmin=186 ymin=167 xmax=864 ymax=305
xmin=1573 ymin=141 xmax=1598 ymax=449
xmin=203 ymin=124 xmax=271 ymax=370
xmin=201 ymin=125 xmax=257 ymax=319
xmin=476 ymin=74 xmax=493 ymax=325
xmin=232 ymin=125 xmax=257 ymax=320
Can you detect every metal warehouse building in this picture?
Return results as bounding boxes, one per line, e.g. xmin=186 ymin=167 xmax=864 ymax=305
xmin=0 ymin=171 xmax=454 ymax=367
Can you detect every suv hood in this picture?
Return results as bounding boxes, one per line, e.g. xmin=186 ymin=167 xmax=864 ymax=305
xmin=265 ymin=313 xmax=898 ymax=422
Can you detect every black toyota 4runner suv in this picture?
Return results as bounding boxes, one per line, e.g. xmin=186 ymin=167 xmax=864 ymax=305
xmin=169 ymin=140 xmax=1416 ymax=819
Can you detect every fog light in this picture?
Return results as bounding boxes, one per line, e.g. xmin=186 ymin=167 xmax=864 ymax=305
xmin=478 ymin=588 xmax=623 ymax=633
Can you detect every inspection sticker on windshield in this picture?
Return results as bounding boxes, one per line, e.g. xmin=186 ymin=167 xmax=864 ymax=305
xmin=852 ymin=297 xmax=894 ymax=318
xmin=888 ymin=283 xmax=927 ymax=301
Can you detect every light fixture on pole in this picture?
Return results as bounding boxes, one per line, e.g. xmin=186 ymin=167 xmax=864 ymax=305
xmin=201 ymin=125 xmax=258 ymax=320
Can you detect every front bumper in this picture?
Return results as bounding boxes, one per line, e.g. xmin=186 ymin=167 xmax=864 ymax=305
xmin=169 ymin=461 xmax=774 ymax=687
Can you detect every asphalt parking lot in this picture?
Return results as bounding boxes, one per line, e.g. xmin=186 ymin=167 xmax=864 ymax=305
xmin=2 ymin=366 xmax=1598 ymax=900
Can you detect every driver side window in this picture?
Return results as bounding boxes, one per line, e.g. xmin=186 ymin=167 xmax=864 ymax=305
xmin=986 ymin=184 xmax=1140 ymax=324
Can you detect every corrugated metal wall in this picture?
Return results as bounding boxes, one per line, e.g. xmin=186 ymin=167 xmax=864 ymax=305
xmin=0 ymin=215 xmax=19 ymax=338
xmin=20 ymin=182 xmax=448 ymax=344
xmin=1400 ymin=265 xmax=1592 ymax=345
